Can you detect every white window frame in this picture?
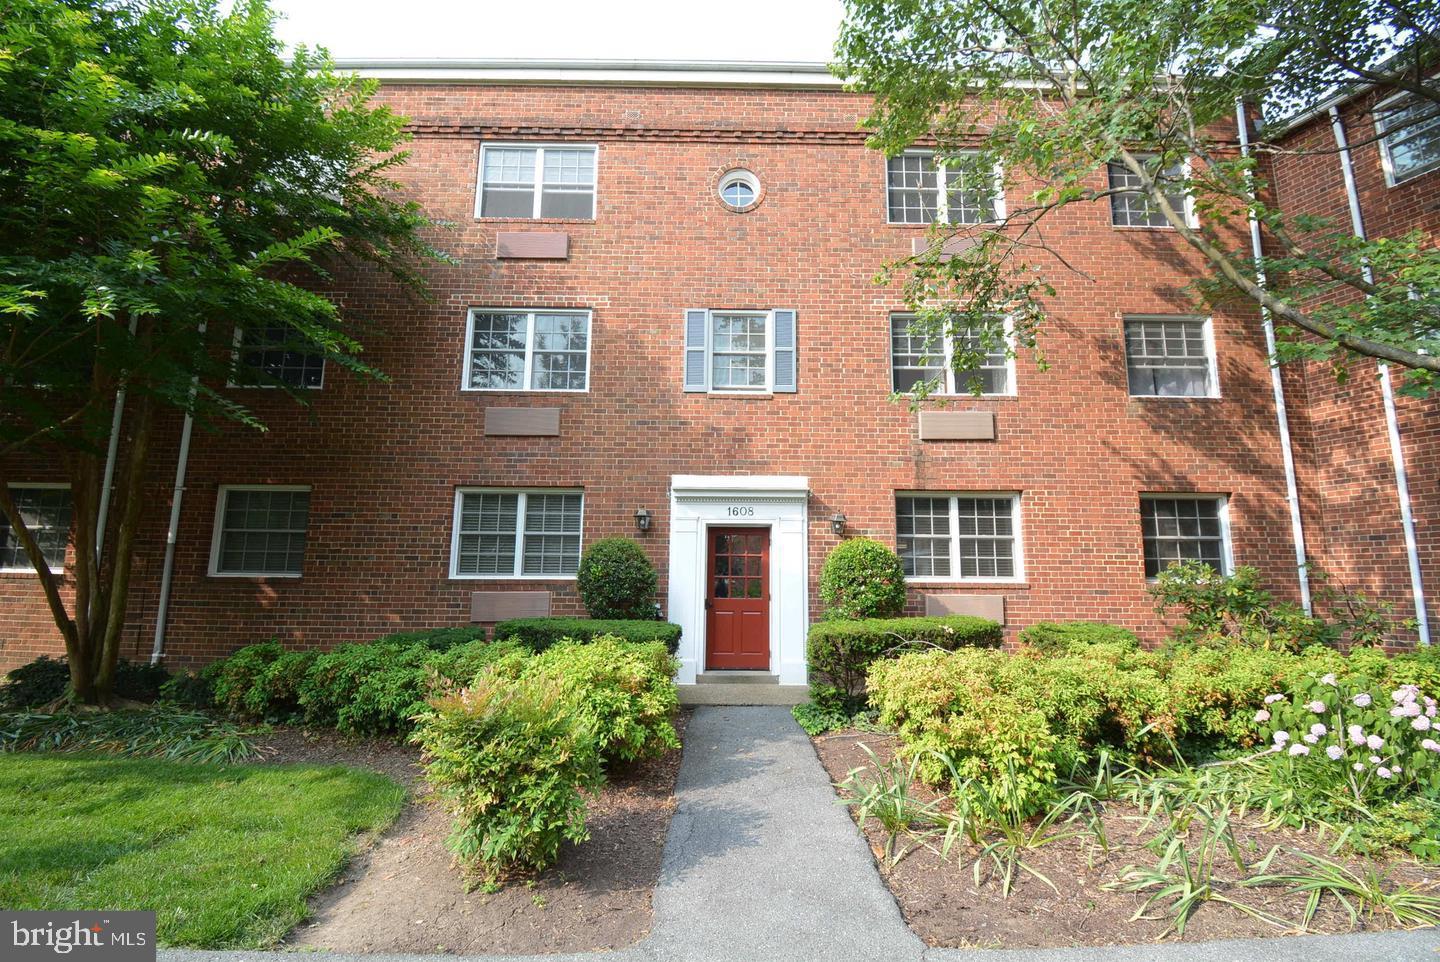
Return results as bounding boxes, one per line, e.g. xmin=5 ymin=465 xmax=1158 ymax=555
xmin=208 ymin=484 xmax=312 ymax=579
xmin=1374 ymin=91 xmax=1440 ymax=187
xmin=227 ymin=326 xmax=326 ymax=390
xmin=1139 ymin=493 xmax=1233 ymax=581
xmin=449 ymin=488 xmax=586 ymax=581
xmin=896 ymin=491 xmax=1025 ymax=584
xmin=1123 ymin=314 xmax=1220 ymax=399
xmin=885 ymin=149 xmax=1007 ymax=225
xmin=706 ymin=310 xmax=774 ymax=394
xmin=461 ymin=308 xmax=593 ymax=393
xmin=890 ymin=313 xmax=1017 ymax=397
xmin=1107 ymin=154 xmax=1198 ymax=229
xmin=0 ymin=482 xmax=71 ymax=575
xmin=474 ymin=143 xmax=599 ymax=220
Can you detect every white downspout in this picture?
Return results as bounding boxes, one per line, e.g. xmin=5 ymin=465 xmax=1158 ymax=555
xmin=1329 ymin=107 xmax=1431 ymax=645
xmin=1236 ymin=100 xmax=1312 ymax=613
xmin=149 ymin=320 xmax=206 ymax=664
xmin=95 ymin=318 xmax=139 ymax=558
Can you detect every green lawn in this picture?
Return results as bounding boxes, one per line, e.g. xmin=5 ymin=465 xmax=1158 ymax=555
xmin=0 ymin=754 xmax=406 ymax=947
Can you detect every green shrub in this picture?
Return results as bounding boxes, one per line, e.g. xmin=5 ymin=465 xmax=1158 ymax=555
xmin=0 ymin=708 xmax=259 ymax=764
xmin=366 ymin=626 xmax=488 ymax=650
xmin=208 ymin=643 xmax=285 ymax=718
xmin=0 ymin=656 xmax=173 ymax=709
xmin=412 ymin=672 xmax=602 ymax=881
xmin=298 ymin=643 xmax=437 ymax=736
xmin=807 ymin=614 xmax=1003 ymax=712
xmin=792 ymin=701 xmax=853 ymax=736
xmin=492 ymin=617 xmax=682 ymax=654
xmin=818 ymin=538 xmax=907 ymax=619
xmin=242 ymin=651 xmax=319 ymax=723
xmin=1019 ymin=621 xmax=1140 ymax=655
xmin=158 ymin=668 xmax=212 ymax=707
xmin=1151 ymin=561 xmax=1334 ymax=651
xmin=426 ymin=638 xmax=529 ymax=691
xmin=525 ymin=636 xmax=679 ymax=764
xmin=576 ymin=538 xmax=659 ymax=619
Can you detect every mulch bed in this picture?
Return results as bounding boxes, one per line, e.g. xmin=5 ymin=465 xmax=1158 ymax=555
xmin=247 ymin=711 xmax=689 ymax=955
xmin=812 ymin=729 xmax=1438 ymax=949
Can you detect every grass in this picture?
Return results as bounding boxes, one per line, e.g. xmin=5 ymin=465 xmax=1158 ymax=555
xmin=0 ymin=753 xmax=406 ymax=948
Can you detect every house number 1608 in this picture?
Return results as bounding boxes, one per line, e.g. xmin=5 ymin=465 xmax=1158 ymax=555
xmin=727 ymin=506 xmax=755 ymax=517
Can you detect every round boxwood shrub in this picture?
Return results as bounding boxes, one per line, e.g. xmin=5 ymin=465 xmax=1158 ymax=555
xmin=819 ymin=538 xmax=907 ymax=619
xmin=576 ymin=538 xmax=658 ymax=619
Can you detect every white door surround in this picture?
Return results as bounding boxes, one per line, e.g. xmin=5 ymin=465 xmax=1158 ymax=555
xmin=667 ymin=475 xmax=809 ymax=686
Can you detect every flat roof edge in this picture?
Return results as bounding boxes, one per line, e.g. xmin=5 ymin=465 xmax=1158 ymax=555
xmin=332 ymin=58 xmax=847 ymax=88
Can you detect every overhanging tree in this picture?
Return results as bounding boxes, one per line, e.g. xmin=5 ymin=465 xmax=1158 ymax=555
xmin=0 ymin=0 xmax=446 ymax=704
xmin=835 ymin=0 xmax=1440 ymax=399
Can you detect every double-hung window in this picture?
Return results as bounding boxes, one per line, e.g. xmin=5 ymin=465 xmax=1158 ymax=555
xmin=896 ymin=493 xmax=1023 ymax=581
xmin=1376 ymin=94 xmax=1440 ymax=185
xmin=890 ymin=314 xmax=1013 ymax=395
xmin=476 ymin=144 xmax=597 ymax=219
xmin=1140 ymin=495 xmax=1230 ymax=578
xmin=209 ymin=486 xmax=311 ymax=577
xmin=683 ymin=308 xmax=798 ymax=394
xmin=1 ymin=484 xmax=72 ymax=572
xmin=1124 ymin=315 xmax=1217 ymax=398
xmin=231 ymin=324 xmax=325 ymax=389
xmin=451 ymin=489 xmax=584 ymax=578
xmin=1107 ymin=155 xmax=1191 ymax=228
xmin=886 ymin=151 xmax=1005 ymax=224
xmin=465 ymin=309 xmax=591 ymax=392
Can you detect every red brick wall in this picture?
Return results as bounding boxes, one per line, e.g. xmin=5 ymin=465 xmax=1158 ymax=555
xmin=1269 ymin=91 xmax=1439 ymax=642
xmin=1 ymin=83 xmax=1306 ymax=669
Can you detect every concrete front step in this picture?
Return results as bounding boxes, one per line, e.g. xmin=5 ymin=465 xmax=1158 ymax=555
xmin=695 ymin=671 xmax=778 ymax=685
xmin=679 ymin=682 xmax=809 ymax=706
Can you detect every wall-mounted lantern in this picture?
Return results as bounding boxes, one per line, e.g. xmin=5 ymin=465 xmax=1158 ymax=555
xmin=634 ymin=507 xmax=652 ymax=532
xmin=830 ymin=513 xmax=847 ymax=536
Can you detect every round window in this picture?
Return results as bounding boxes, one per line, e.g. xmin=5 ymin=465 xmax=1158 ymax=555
xmin=718 ymin=169 xmax=760 ymax=210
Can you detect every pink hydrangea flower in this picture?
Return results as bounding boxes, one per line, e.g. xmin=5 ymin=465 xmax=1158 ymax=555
xmin=1326 ymin=745 xmax=1344 ymax=760
xmin=1369 ymin=755 xmax=1383 ymax=764
xmin=1254 ymin=709 xmax=1271 ymax=723
xmin=1303 ymin=733 xmax=1319 ymax=745
xmin=1264 ymin=693 xmax=1285 ymax=705
xmin=1273 ymin=730 xmax=1291 ymax=746
xmin=1353 ymin=693 xmax=1372 ymax=708
xmin=1377 ymin=767 xmax=1393 ymax=779
xmin=1348 ymin=724 xmax=1366 ymax=745
xmin=1421 ymin=739 xmax=1440 ymax=752
xmin=1288 ymin=744 xmax=1310 ymax=756
xmin=1403 ymin=702 xmax=1422 ymax=717
xmin=1353 ymin=762 xmax=1366 ymax=772
xmin=1309 ymin=723 xmax=1327 ymax=737
xmin=1413 ymin=716 xmax=1432 ymax=732
xmin=1367 ymin=734 xmax=1384 ymax=750
xmin=1320 ymin=673 xmax=1337 ymax=686
xmin=1307 ymin=700 xmax=1327 ymax=713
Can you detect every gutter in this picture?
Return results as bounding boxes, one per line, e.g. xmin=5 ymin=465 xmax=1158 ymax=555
xmin=1328 ymin=106 xmax=1431 ymax=645
xmin=1235 ymin=101 xmax=1312 ymax=613
xmin=332 ymin=57 xmax=846 ymax=89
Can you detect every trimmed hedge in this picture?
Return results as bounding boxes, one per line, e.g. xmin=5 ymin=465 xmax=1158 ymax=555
xmin=576 ymin=538 xmax=659 ymax=619
xmin=818 ymin=538 xmax=907 ymax=619
xmin=492 ymin=617 xmax=682 ymax=654
xmin=807 ymin=614 xmax=1003 ymax=712
xmin=1019 ymin=621 xmax=1141 ymax=655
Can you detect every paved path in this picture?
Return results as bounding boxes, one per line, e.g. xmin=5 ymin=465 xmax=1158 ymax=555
xmin=163 ymin=706 xmax=1439 ymax=962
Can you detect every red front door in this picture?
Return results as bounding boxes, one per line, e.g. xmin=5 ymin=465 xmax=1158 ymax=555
xmin=705 ymin=527 xmax=770 ymax=670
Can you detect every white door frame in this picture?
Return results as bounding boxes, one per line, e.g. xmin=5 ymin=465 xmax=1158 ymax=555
xmin=667 ymin=475 xmax=809 ymax=685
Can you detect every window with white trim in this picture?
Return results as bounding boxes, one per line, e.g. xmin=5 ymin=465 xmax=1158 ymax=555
xmin=682 ymin=308 xmax=797 ymax=394
xmin=465 ymin=309 xmax=590 ymax=392
xmin=232 ymin=325 xmax=325 ymax=388
xmin=1376 ymin=94 xmax=1440 ymax=184
xmin=890 ymin=314 xmax=1012 ymax=395
xmin=1107 ymin=156 xmax=1189 ymax=228
xmin=1 ymin=485 xmax=72 ymax=572
xmin=896 ymin=493 xmax=1022 ymax=581
xmin=476 ymin=144 xmax=596 ymax=219
xmin=452 ymin=489 xmax=584 ymax=578
xmin=1124 ymin=316 xmax=1217 ymax=397
xmin=1140 ymin=495 xmax=1230 ymax=578
xmin=210 ymin=486 xmax=310 ymax=577
xmin=886 ymin=151 xmax=1004 ymax=224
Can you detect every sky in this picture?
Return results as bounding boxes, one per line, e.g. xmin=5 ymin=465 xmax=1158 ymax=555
xmin=268 ymin=0 xmax=846 ymax=63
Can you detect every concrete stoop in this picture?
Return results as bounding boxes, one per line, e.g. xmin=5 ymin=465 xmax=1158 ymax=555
xmin=679 ymin=673 xmax=808 ymax=705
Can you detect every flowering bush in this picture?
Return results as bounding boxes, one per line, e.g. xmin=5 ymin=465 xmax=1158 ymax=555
xmin=1254 ymin=673 xmax=1440 ymax=803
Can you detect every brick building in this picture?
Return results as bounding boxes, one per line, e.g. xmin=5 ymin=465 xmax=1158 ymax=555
xmin=1 ymin=61 xmax=1434 ymax=697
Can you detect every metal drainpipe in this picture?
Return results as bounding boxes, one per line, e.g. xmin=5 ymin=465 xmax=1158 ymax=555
xmin=149 ymin=321 xmax=206 ymax=664
xmin=1235 ymin=100 xmax=1312 ymax=613
xmin=1328 ymin=106 xmax=1431 ymax=645
xmin=95 ymin=317 xmax=138 ymax=559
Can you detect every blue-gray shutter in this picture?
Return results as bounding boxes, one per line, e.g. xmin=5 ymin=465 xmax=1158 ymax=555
xmin=772 ymin=309 xmax=797 ymax=392
xmin=684 ymin=309 xmax=709 ymax=392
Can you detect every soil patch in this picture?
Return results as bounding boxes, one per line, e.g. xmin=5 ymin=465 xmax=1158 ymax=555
xmin=812 ymin=729 xmax=1438 ymax=949
xmin=265 ymin=711 xmax=688 ymax=955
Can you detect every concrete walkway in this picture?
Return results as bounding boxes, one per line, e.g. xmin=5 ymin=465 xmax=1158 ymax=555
xmin=163 ymin=706 xmax=1439 ymax=962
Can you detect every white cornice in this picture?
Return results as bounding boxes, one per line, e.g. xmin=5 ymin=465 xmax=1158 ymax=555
xmin=333 ymin=58 xmax=846 ymax=89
